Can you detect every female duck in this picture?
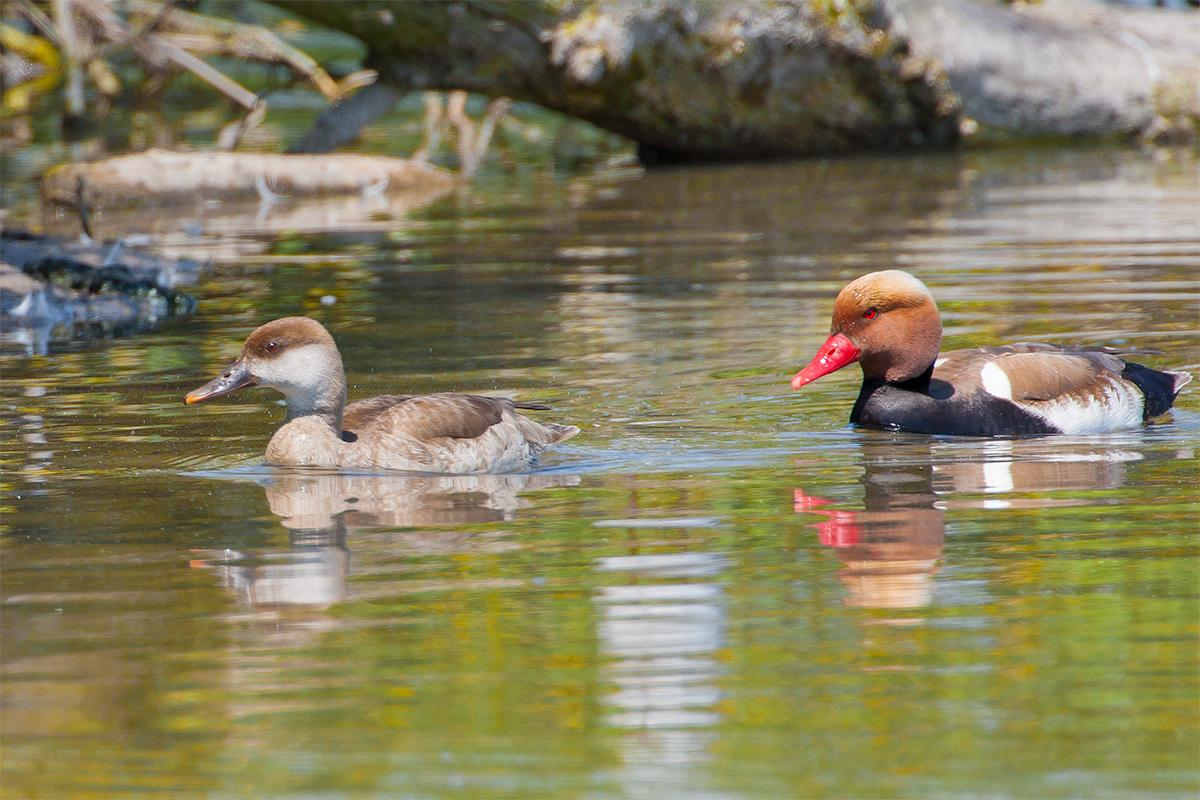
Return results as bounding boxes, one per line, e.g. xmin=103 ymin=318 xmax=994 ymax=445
xmin=792 ymin=270 xmax=1191 ymax=436
xmin=185 ymin=317 xmax=578 ymax=471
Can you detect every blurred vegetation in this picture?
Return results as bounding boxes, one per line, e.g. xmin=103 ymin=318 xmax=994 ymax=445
xmin=0 ymin=0 xmax=373 ymax=151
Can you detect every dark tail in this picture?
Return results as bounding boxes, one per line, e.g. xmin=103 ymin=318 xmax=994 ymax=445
xmin=546 ymin=424 xmax=580 ymax=444
xmin=1122 ymin=362 xmax=1192 ymax=419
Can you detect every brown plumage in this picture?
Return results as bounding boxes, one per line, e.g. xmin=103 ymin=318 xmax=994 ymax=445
xmin=186 ymin=317 xmax=579 ymax=472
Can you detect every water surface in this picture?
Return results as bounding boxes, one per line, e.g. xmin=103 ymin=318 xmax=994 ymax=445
xmin=2 ymin=145 xmax=1198 ymax=799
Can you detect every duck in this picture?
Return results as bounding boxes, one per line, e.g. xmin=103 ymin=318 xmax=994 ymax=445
xmin=185 ymin=317 xmax=579 ymax=472
xmin=791 ymin=270 xmax=1191 ymax=436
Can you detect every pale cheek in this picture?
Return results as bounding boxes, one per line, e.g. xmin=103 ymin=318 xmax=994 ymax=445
xmin=256 ymin=346 xmax=326 ymax=388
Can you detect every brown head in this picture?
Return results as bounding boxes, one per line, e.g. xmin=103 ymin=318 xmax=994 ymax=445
xmin=185 ymin=317 xmax=348 ymax=426
xmin=792 ymin=270 xmax=942 ymax=389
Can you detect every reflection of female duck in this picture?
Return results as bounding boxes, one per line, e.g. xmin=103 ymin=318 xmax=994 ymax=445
xmin=793 ymin=270 xmax=1191 ymax=435
xmin=263 ymin=472 xmax=580 ymax=531
xmin=190 ymin=472 xmax=580 ymax=610
xmin=186 ymin=317 xmax=578 ymax=471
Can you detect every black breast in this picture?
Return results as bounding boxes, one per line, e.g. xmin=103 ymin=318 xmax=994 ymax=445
xmin=851 ymin=379 xmax=1060 ymax=436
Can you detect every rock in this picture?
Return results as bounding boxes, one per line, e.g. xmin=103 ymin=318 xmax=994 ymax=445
xmin=0 ymin=229 xmax=198 ymax=355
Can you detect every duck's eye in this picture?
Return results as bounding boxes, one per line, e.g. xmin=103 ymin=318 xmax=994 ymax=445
xmin=863 ymin=308 xmax=878 ymax=320
xmin=265 ymin=341 xmax=279 ymax=353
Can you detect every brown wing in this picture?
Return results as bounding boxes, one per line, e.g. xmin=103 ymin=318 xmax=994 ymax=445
xmin=342 ymin=394 xmax=414 ymax=431
xmin=935 ymin=344 xmax=1125 ymax=401
xmin=343 ymin=393 xmax=512 ymax=442
xmin=992 ymin=352 xmax=1114 ymax=401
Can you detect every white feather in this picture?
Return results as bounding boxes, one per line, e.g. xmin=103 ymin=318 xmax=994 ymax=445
xmin=1019 ymin=376 xmax=1145 ymax=435
xmin=980 ymin=361 xmax=1013 ymax=400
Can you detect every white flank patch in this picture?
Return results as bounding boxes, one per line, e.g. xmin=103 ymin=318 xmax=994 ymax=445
xmin=934 ymin=357 xmax=947 ymax=369
xmin=979 ymin=362 xmax=1012 ymax=400
xmin=1021 ymin=377 xmax=1144 ymax=435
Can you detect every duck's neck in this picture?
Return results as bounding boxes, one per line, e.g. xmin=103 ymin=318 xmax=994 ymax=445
xmin=850 ymin=363 xmax=935 ymax=424
xmin=892 ymin=362 xmax=935 ymax=393
xmin=282 ymin=364 xmax=347 ymax=434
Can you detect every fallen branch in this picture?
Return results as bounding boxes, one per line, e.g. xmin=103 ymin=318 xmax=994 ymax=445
xmin=41 ymin=149 xmax=459 ymax=209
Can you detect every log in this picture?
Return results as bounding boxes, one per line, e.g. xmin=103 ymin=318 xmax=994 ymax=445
xmin=273 ymin=0 xmax=1199 ymax=159
xmin=0 ymin=228 xmax=197 ymax=298
xmin=40 ymin=149 xmax=459 ymax=209
xmin=289 ymin=84 xmax=405 ymax=154
xmin=272 ymin=0 xmax=962 ymax=161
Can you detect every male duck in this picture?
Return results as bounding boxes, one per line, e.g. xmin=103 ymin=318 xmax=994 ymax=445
xmin=792 ymin=270 xmax=1191 ymax=436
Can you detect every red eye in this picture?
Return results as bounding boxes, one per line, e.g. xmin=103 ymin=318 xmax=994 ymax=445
xmin=863 ymin=308 xmax=878 ymax=320
xmin=265 ymin=341 xmax=279 ymax=353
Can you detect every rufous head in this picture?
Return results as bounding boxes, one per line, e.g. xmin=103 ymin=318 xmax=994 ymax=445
xmin=185 ymin=317 xmax=347 ymax=418
xmin=792 ymin=270 xmax=942 ymax=388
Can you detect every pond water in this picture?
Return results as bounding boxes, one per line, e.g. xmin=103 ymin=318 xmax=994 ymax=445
xmin=2 ymin=142 xmax=1198 ymax=798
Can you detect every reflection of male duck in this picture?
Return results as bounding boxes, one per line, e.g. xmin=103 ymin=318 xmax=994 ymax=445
xmin=797 ymin=437 xmax=1143 ymax=607
xmin=191 ymin=471 xmax=579 ymax=610
xmin=797 ymin=441 xmax=945 ymax=609
xmin=931 ymin=438 xmax=1135 ymax=508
